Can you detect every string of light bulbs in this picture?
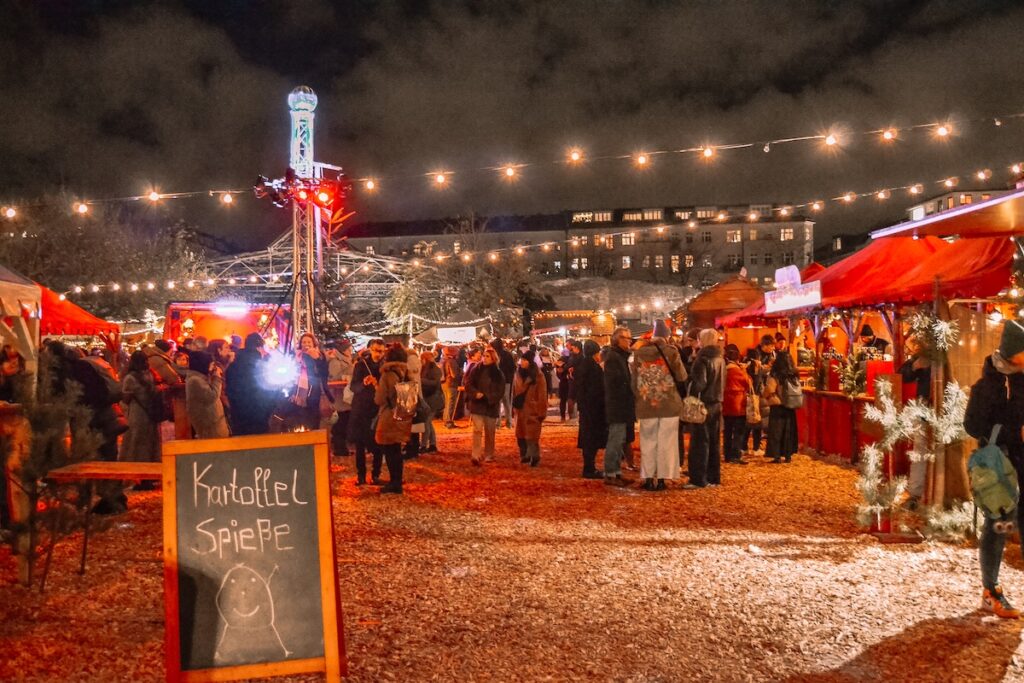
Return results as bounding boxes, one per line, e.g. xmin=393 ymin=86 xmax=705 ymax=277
xmin=44 ymin=154 xmax=1024 ymax=303
xmin=3 ymin=109 xmax=1024 ymax=216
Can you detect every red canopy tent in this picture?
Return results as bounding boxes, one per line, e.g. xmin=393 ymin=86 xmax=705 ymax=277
xmin=38 ymin=285 xmax=120 ymax=340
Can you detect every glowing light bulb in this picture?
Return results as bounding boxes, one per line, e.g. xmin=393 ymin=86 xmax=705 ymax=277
xmin=461 ymin=253 xmax=472 ymax=262
xmin=340 ymin=267 xmax=349 ymax=274
xmin=977 ymin=169 xmax=990 ymax=181
xmin=779 ymin=207 xmax=790 ymax=217
xmin=636 ymin=154 xmax=648 ymax=166
xmin=166 ymin=281 xmax=175 ymax=290
xmin=434 ymin=173 xmax=447 ymax=185
xmin=111 ymin=283 xmax=121 ymax=291
xmin=702 ymin=147 xmax=714 ymax=158
xmin=205 ymin=278 xmax=215 ymax=286
xmin=297 ymin=189 xmax=308 ymax=200
xmin=148 ymin=191 xmax=160 ymax=201
xmin=412 ymin=259 xmax=421 ymax=267
xmin=146 ymin=282 xmax=155 ymax=290
xmin=748 ymin=212 xmax=759 ymax=222
xmin=317 ymin=191 xmax=330 ymax=203
xmin=1014 ymin=164 xmax=1022 ymax=175
xmin=435 ymin=254 xmax=445 ymax=263
xmin=58 ymin=294 xmax=66 ymax=301
xmin=488 ymin=252 xmax=498 ymax=261
xmin=882 ymin=129 xmax=896 ymax=141
xmin=876 ymin=190 xmax=889 ymax=200
xmin=936 ymin=124 xmax=951 ymax=137
xmin=221 ymin=193 xmax=233 ymax=204
xmin=843 ymin=192 xmax=855 ymax=203
xmin=186 ymin=280 xmax=195 ymax=288
xmin=363 ymin=264 xmax=371 ymax=271
xmin=653 ymin=299 xmax=663 ymax=309
xmin=228 ymin=278 xmax=236 ymax=285
xmin=624 ymin=304 xmax=633 ymax=312
xmin=73 ymin=286 xmax=82 ymax=294
xmin=571 ymin=238 xmax=580 ymax=247
xmin=811 ymin=202 xmax=822 ymax=212
xmin=542 ymin=243 xmax=551 ymax=252
xmin=271 ymin=274 xmax=280 ymax=282
xmin=515 ymin=247 xmax=525 ymax=255
xmin=130 ymin=283 xmax=139 ymax=292
xmin=74 ymin=202 xmax=89 ymax=214
xmin=825 ymin=134 xmax=838 ymax=146
xmin=687 ymin=220 xmax=696 ymax=228
xmin=944 ymin=178 xmax=956 ymax=188
xmin=504 ymin=166 xmax=516 ymax=178
xmin=90 ymin=285 xmax=99 ymax=293
xmin=909 ymin=184 xmax=922 ymax=195
xmin=3 ymin=207 xmax=15 ymax=219
xmin=656 ymin=226 xmax=665 ymax=234
xmin=365 ymin=179 xmax=376 ymax=191
xmin=569 ymin=149 xmax=582 ymax=163
xmin=717 ymin=212 xmax=727 ymax=221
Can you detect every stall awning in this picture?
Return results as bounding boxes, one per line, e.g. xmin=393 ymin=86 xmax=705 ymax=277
xmin=828 ymin=236 xmax=1014 ymax=308
xmin=871 ymin=186 xmax=1024 ymax=239
xmin=39 ymin=286 xmax=120 ymax=337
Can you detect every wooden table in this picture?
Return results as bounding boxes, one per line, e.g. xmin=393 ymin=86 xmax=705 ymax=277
xmin=41 ymin=461 xmax=163 ymax=589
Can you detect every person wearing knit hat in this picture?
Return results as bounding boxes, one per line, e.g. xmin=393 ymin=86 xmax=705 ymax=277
xmin=858 ymin=323 xmax=890 ymax=354
xmin=574 ymin=339 xmax=608 ymax=478
xmin=963 ymin=319 xmax=1024 ymax=619
xmin=652 ymin=319 xmax=671 ymax=339
xmin=512 ymin=348 xmax=547 ymax=466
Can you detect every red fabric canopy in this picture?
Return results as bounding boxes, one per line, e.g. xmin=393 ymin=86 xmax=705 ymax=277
xmin=827 ymin=236 xmax=1013 ymax=308
xmin=39 ymin=285 xmax=120 ymax=337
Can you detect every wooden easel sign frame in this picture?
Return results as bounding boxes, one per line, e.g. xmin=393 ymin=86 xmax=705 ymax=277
xmin=162 ymin=431 xmax=345 ymax=682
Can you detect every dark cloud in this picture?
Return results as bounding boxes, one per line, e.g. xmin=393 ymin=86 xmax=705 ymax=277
xmin=2 ymin=0 xmax=1024 ymax=247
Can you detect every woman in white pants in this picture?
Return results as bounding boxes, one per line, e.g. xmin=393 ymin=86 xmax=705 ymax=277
xmin=631 ymin=321 xmax=687 ymax=490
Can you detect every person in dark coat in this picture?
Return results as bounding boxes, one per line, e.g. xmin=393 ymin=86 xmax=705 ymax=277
xmin=374 ymin=343 xmax=412 ymax=494
xmin=574 ymin=339 xmax=608 ymax=479
xmin=964 ymin=320 xmax=1024 ymax=618
xmin=857 ymin=324 xmax=890 ymax=355
xmin=602 ymin=327 xmax=634 ymax=486
xmin=686 ymin=329 xmax=726 ymax=488
xmin=565 ymin=339 xmax=583 ymax=422
xmin=763 ymin=340 xmax=799 ymax=463
xmin=350 ymin=339 xmax=386 ymax=485
xmin=899 ymin=335 xmax=933 ymax=506
xmin=120 ymin=350 xmax=162 ymax=465
xmin=745 ymin=334 xmax=776 ymax=454
xmin=491 ymin=338 xmax=517 ymax=428
xmin=419 ymin=351 xmax=443 ymax=453
xmin=464 ymin=346 xmax=505 ymax=465
xmin=554 ymin=354 xmax=571 ymax=421
xmin=225 ymin=333 xmax=275 ymax=436
xmin=291 ymin=333 xmax=332 ymax=431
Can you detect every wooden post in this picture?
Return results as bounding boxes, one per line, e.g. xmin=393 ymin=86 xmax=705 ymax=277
xmin=929 ymin=277 xmax=947 ymax=506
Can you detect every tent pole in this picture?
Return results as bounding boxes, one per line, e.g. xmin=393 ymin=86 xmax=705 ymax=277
xmin=929 ymin=277 xmax=947 ymax=506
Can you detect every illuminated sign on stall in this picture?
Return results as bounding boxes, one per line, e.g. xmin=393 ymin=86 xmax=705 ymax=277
xmin=764 ymin=265 xmax=822 ymax=313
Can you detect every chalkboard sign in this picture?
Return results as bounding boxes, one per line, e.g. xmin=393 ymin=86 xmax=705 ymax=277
xmin=162 ymin=431 xmax=345 ymax=682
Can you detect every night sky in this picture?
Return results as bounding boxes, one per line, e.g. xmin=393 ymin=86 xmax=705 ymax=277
xmin=3 ymin=0 xmax=1024 ymax=249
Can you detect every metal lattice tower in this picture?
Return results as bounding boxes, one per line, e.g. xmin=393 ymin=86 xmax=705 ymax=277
xmin=287 ymin=85 xmax=320 ymax=338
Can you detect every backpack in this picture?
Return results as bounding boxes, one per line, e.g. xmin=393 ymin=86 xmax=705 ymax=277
xmin=392 ymin=379 xmax=419 ymax=422
xmin=781 ymin=377 xmax=804 ymax=409
xmin=968 ymin=425 xmax=1020 ymax=520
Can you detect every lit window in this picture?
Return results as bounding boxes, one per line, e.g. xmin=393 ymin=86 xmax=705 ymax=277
xmin=655 ymin=255 xmax=664 ymax=269
xmin=578 ymin=235 xmax=588 ymax=246
xmin=594 ymin=211 xmax=613 ymax=222
xmin=413 ymin=244 xmax=422 ymax=256
xmin=726 ymin=229 xmax=741 ymax=243
xmin=750 ymin=277 xmax=759 ymax=284
xmin=702 ymin=231 xmax=712 ymax=243
xmin=911 ymin=206 xmax=925 ymax=220
xmin=671 ymin=255 xmax=680 ymax=273
xmin=623 ymin=210 xmax=643 ymax=221
xmin=621 ymin=256 xmax=632 ymax=269
xmin=960 ymin=193 xmax=973 ymax=205
xmin=780 ymin=228 xmax=794 ymax=241
xmin=580 ymin=257 xmax=589 ymax=269
xmin=642 ymin=255 xmax=650 ymax=268
xmin=728 ymin=254 xmax=742 ymax=267
xmin=603 ymin=235 xmax=614 ymax=250
xmin=832 ymin=237 xmax=842 ymax=251
xmin=571 ymin=258 xmax=580 ymax=270
xmin=749 ymin=229 xmax=758 ymax=240
xmin=366 ymin=245 xmax=375 ymax=255
xmin=947 ymin=197 xmax=955 ymax=210
xmin=685 ymin=254 xmax=694 ymax=268
xmin=702 ymin=255 xmax=712 ymax=267
xmin=674 ymin=210 xmax=691 ymax=220
xmin=804 ymin=226 xmax=812 ymax=241
xmin=553 ymin=260 xmax=562 ymax=271
xmin=982 ymin=194 xmax=992 ymax=201
xmin=696 ymin=207 xmax=716 ymax=219
xmin=453 ymin=241 xmax=461 ymax=254
xmin=764 ymin=277 xmax=774 ymax=286
xmin=643 ymin=209 xmax=662 ymax=221
xmin=572 ymin=212 xmax=594 ymax=223
xmin=621 ymin=233 xmax=636 ymax=246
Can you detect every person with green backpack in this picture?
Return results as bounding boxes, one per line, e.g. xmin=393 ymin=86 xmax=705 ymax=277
xmin=963 ymin=319 xmax=1024 ymax=619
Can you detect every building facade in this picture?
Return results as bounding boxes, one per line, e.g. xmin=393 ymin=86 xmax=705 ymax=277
xmin=346 ymin=204 xmax=814 ymax=289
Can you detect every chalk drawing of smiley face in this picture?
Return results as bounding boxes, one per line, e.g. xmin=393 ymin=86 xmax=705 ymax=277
xmin=215 ymin=564 xmax=292 ymax=661
xmin=216 ymin=564 xmax=274 ymax=629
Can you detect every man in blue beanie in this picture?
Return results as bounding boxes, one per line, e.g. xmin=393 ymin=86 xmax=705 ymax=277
xmin=964 ymin=319 xmax=1024 ymax=618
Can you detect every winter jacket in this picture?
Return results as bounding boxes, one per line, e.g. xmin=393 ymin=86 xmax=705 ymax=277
xmin=374 ymin=361 xmax=412 ymax=446
xmin=574 ymin=356 xmax=608 ymax=451
xmin=632 ymin=339 xmax=686 ymax=420
xmin=292 ymin=352 xmax=331 ymax=408
xmin=690 ymin=346 xmax=726 ymax=405
xmin=513 ymin=368 xmax=547 ymax=440
xmin=964 ymin=354 xmax=1024 ymax=468
xmin=464 ymin=363 xmax=505 ymax=418
xmin=746 ymin=346 xmax=775 ymax=393
xmin=723 ymin=360 xmax=753 ymax=417
xmin=120 ymin=370 xmax=161 ymax=461
xmin=603 ymin=345 xmax=635 ymax=425
xmin=496 ymin=347 xmax=517 ymax=385
xmin=420 ymin=361 xmax=444 ymax=413
xmin=73 ymin=356 xmax=126 ymax=439
xmin=349 ymin=353 xmax=382 ymax=426
xmin=225 ymin=348 xmax=275 ymax=435
xmin=186 ymin=370 xmax=229 ymax=438
xmin=144 ymin=346 xmax=181 ymax=386
xmin=328 ymin=351 xmax=355 ymax=411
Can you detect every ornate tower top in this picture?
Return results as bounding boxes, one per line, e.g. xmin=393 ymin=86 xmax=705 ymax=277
xmin=287 ymin=85 xmax=318 ymax=112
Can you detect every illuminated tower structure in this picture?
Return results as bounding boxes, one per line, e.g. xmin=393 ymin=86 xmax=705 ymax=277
xmin=288 ymin=85 xmax=322 ymax=338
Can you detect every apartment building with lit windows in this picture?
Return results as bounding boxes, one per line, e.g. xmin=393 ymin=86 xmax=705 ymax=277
xmin=345 ymin=204 xmax=814 ymax=288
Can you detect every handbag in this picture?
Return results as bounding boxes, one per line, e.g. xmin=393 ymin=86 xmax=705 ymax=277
xmin=745 ymin=391 xmax=761 ymax=425
xmin=782 ymin=377 xmax=805 ymax=410
xmin=680 ymin=395 xmax=707 ymax=424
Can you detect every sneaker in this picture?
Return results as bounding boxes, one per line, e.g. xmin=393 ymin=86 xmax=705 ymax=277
xmin=982 ymin=586 xmax=1021 ymax=618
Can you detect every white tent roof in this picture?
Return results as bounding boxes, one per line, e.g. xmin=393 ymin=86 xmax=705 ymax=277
xmin=0 ymin=265 xmax=40 ymax=315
